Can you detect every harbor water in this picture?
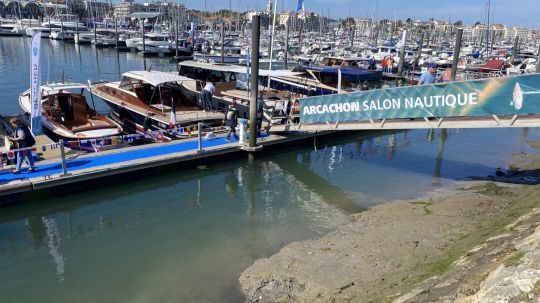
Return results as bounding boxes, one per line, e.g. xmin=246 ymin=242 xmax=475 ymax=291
xmin=1 ymin=36 xmax=540 ymax=302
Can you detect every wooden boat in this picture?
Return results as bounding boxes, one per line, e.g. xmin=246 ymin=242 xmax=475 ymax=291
xmin=19 ymin=83 xmax=123 ymax=141
xmin=90 ymin=71 xmax=224 ymax=132
xmin=177 ymin=61 xmax=303 ymax=122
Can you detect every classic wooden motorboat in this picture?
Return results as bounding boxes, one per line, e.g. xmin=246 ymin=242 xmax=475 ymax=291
xmin=90 ymin=71 xmax=224 ymax=132
xmin=19 ymin=83 xmax=123 ymax=141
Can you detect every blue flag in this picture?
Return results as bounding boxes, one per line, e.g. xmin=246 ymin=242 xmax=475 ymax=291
xmin=296 ymin=0 xmax=305 ymax=18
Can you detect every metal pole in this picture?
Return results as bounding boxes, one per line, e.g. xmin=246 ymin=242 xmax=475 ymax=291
xmin=510 ymin=35 xmax=519 ymax=65
xmin=451 ymin=28 xmax=463 ymax=82
xmin=249 ymin=15 xmax=260 ymax=149
xmin=490 ymin=31 xmax=496 ymax=57
xmin=114 ymin=18 xmax=118 ymax=48
xmin=197 ymin=122 xmax=203 ymax=152
xmin=93 ymin=20 xmax=97 ymax=45
xmin=284 ymin=20 xmax=289 ymax=69
xmin=268 ymin=0 xmax=278 ymax=80
xmin=59 ymin=139 xmax=68 ymax=176
xmin=221 ymin=21 xmax=225 ymax=63
xmin=350 ymin=24 xmax=354 ymax=48
xmin=416 ymin=32 xmax=424 ymax=66
xmin=175 ymin=17 xmax=179 ymax=57
xmin=397 ymin=30 xmax=407 ymax=77
xmin=75 ymin=17 xmax=79 ymax=43
xmin=141 ymin=19 xmax=145 ymax=53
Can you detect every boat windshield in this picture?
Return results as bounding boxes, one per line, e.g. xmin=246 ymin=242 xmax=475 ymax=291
xmin=119 ymin=76 xmax=145 ymax=92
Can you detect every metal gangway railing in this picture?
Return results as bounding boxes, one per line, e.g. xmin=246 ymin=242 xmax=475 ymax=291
xmin=268 ymin=73 xmax=540 ymax=133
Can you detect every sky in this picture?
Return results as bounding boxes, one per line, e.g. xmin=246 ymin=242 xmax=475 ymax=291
xmin=177 ymin=0 xmax=540 ymax=28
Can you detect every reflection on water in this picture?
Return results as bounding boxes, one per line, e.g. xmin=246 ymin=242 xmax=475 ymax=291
xmin=0 ymin=156 xmax=352 ymax=303
xmin=42 ymin=216 xmax=65 ymax=282
xmin=0 ymin=128 xmax=538 ymax=302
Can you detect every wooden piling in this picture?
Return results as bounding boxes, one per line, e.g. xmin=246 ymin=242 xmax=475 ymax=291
xmin=451 ymin=28 xmax=463 ymax=82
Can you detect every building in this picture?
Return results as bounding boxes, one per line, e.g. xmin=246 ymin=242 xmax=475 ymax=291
xmin=354 ymin=18 xmax=372 ymax=37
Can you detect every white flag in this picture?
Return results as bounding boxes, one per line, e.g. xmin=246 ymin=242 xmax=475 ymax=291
xmin=30 ymin=32 xmax=42 ymax=135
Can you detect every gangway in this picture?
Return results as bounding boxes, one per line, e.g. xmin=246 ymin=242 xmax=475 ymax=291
xmin=269 ymin=74 xmax=540 ymax=132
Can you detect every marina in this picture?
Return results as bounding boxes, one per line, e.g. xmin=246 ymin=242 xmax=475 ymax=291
xmin=1 ymin=0 xmax=540 ymax=302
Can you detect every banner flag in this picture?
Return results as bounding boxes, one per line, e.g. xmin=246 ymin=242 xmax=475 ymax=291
xmin=30 ymin=32 xmax=42 ymax=135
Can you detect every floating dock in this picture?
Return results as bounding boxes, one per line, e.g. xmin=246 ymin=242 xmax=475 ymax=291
xmin=0 ymin=132 xmax=324 ymax=204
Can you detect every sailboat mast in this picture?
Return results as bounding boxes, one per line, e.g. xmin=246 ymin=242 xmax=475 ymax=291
xmin=485 ymin=0 xmax=490 ymax=56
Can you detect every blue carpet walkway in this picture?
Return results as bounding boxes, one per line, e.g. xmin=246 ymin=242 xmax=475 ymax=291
xmin=0 ymin=137 xmax=237 ymax=184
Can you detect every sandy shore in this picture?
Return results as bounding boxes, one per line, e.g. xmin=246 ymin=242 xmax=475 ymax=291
xmin=239 ymin=140 xmax=540 ymax=303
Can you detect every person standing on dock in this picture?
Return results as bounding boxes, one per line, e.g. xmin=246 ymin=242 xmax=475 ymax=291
xmin=225 ymin=99 xmax=239 ymax=142
xmin=419 ymin=63 xmax=438 ymax=85
xmin=8 ymin=117 xmax=36 ymax=174
xmin=202 ymin=81 xmax=216 ymax=112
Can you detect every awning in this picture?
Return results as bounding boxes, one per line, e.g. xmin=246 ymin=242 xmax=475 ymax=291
xmin=123 ymin=71 xmax=196 ymax=86
xmin=128 ymin=12 xmax=161 ymax=19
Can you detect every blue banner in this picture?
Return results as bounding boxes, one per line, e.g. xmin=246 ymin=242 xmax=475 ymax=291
xmin=300 ymin=74 xmax=540 ymax=124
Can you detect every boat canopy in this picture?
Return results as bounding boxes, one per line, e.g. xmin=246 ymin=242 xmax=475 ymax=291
xmin=41 ymin=83 xmax=87 ymax=95
xmin=122 ymin=71 xmax=196 ymax=87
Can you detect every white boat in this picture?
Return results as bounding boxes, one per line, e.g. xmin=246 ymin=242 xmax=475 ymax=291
xmin=19 ymin=83 xmax=122 ymax=141
xmin=25 ymin=27 xmax=51 ymax=38
xmin=135 ymin=33 xmax=171 ymax=54
xmin=91 ymin=30 xmax=117 ymax=47
xmin=0 ymin=22 xmax=24 ymax=36
xmin=372 ymin=46 xmax=398 ymax=61
xmin=74 ymin=32 xmax=94 ymax=44
xmin=125 ymin=37 xmax=142 ymax=49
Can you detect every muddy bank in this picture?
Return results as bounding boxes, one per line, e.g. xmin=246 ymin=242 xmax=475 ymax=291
xmin=239 ymin=140 xmax=540 ymax=303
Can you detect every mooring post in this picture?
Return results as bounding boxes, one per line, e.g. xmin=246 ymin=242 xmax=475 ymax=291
xmin=451 ymin=28 xmax=463 ymax=82
xmin=75 ymin=17 xmax=79 ymax=42
xmin=93 ymin=19 xmax=97 ymax=45
xmin=175 ymin=17 xmax=179 ymax=58
xmin=59 ymin=139 xmax=68 ymax=176
xmin=397 ymin=30 xmax=407 ymax=77
xmin=114 ymin=18 xmax=119 ymax=48
xmin=510 ymin=35 xmax=519 ymax=65
xmin=197 ymin=122 xmax=203 ymax=152
xmin=416 ymin=32 xmax=424 ymax=67
xmin=284 ymin=20 xmax=289 ymax=70
xmin=221 ymin=21 xmax=225 ymax=64
xmin=536 ymin=43 xmax=540 ymax=73
xmin=141 ymin=19 xmax=145 ymax=53
xmin=249 ymin=15 xmax=260 ymax=149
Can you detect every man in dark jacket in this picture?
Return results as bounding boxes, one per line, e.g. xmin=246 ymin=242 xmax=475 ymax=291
xmin=225 ymin=99 xmax=239 ymax=141
xmin=9 ymin=117 xmax=36 ymax=173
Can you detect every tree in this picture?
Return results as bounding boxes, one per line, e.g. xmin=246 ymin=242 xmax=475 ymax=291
xmin=474 ymin=21 xmax=482 ymax=27
xmin=343 ymin=17 xmax=355 ymax=28
xmin=453 ymin=20 xmax=463 ymax=27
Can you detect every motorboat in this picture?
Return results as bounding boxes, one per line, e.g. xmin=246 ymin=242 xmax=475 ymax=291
xmin=25 ymin=27 xmax=51 ymax=38
xmin=0 ymin=22 xmax=24 ymax=36
xmin=19 ymin=83 xmax=123 ymax=141
xmin=91 ymin=30 xmax=117 ymax=47
xmin=90 ymin=71 xmax=224 ymax=132
xmin=135 ymin=33 xmax=172 ymax=54
xmin=178 ymin=61 xmax=303 ymax=122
